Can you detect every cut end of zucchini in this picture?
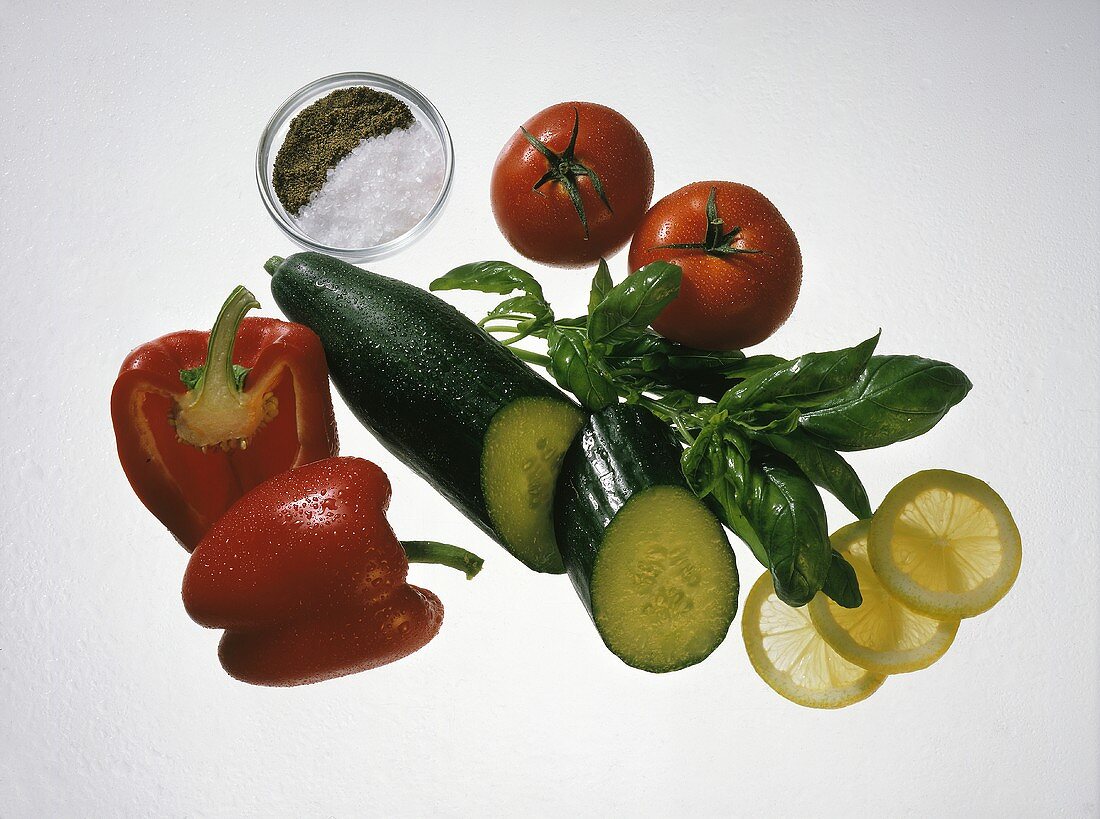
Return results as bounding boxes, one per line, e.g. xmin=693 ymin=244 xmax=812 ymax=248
xmin=482 ymin=397 xmax=584 ymax=573
xmin=591 ymin=486 xmax=739 ymax=673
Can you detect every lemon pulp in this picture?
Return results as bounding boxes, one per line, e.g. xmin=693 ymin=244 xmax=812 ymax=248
xmin=868 ymin=470 xmax=1021 ymax=619
xmin=742 ymin=570 xmax=885 ymax=709
xmin=809 ymin=521 xmax=959 ymax=674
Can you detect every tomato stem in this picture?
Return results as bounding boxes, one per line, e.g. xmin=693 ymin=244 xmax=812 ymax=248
xmin=652 ymin=187 xmax=761 ymax=257
xmin=522 ymin=107 xmax=611 ymax=240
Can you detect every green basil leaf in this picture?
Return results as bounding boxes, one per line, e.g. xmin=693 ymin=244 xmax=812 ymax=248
xmin=600 ymin=333 xmax=744 ymax=376
xmin=683 ymin=426 xmax=841 ymax=605
xmin=652 ymin=344 xmax=747 ymax=395
xmin=724 ymin=354 xmax=788 ymax=380
xmin=709 ymin=492 xmax=768 ymax=568
xmin=681 ymin=425 xmax=718 ymax=494
xmin=758 ymin=430 xmax=872 ymax=519
xmin=742 ymin=450 xmax=832 ymax=607
xmin=646 ymin=389 xmax=703 ymax=417
xmin=799 ymin=354 xmax=973 ymax=451
xmin=662 ymin=344 xmax=746 ymax=373
xmin=599 ymin=332 xmax=669 ymax=373
xmin=821 ymin=550 xmax=862 ymax=608
xmin=481 ymin=296 xmax=553 ymax=341
xmin=721 ymin=424 xmax=751 ymax=461
xmin=718 ymin=333 xmax=880 ymax=413
xmin=601 ymin=334 xmax=748 ymax=398
xmin=587 ymin=261 xmax=681 ymax=348
xmin=682 ymin=429 xmax=769 ymax=567
xmin=553 ymin=316 xmax=588 ymax=329
xmin=659 ymin=372 xmax=738 ymax=403
xmin=483 ymin=294 xmax=551 ymax=323
xmin=733 ymin=409 xmax=802 ymax=436
xmin=546 ymin=325 xmax=619 ymax=411
xmin=665 ymin=353 xmax=788 ymax=401
xmin=430 ymin=261 xmax=547 ymax=302
xmin=682 ymin=424 xmax=725 ymax=497
xmin=432 ymin=261 xmax=554 ymax=343
xmin=588 ymin=258 xmax=614 ymax=314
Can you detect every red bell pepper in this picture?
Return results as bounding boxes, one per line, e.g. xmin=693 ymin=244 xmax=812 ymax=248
xmin=182 ymin=457 xmax=483 ymax=686
xmin=111 ymin=286 xmax=338 ymax=550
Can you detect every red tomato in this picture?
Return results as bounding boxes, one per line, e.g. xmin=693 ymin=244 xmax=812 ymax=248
xmin=490 ymin=102 xmax=654 ymax=268
xmin=628 ymin=182 xmax=802 ymax=350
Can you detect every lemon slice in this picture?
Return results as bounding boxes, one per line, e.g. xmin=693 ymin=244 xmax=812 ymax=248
xmin=868 ymin=470 xmax=1021 ymax=619
xmin=742 ymin=570 xmax=885 ymax=708
xmin=808 ymin=521 xmax=959 ymax=674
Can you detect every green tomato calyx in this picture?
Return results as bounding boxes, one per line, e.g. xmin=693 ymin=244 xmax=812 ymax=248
xmin=653 ymin=186 xmax=761 ymax=258
xmin=522 ymin=107 xmax=612 ymax=240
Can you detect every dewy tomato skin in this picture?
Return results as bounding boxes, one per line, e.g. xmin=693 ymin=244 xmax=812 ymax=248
xmin=628 ymin=182 xmax=802 ymax=350
xmin=490 ymin=102 xmax=654 ymax=267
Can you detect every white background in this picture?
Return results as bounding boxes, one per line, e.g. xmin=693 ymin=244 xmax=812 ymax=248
xmin=2 ymin=1 xmax=1097 ymax=816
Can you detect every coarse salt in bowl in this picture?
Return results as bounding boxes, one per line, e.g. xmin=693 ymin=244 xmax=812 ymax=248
xmin=256 ymin=72 xmax=454 ymax=262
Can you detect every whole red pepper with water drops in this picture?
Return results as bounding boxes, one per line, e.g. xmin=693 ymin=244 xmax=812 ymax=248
xmin=110 ymin=285 xmax=338 ymax=550
xmin=183 ymin=457 xmax=483 ymax=686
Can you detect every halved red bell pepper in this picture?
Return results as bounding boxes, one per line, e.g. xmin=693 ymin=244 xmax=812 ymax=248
xmin=111 ymin=286 xmax=338 ymax=550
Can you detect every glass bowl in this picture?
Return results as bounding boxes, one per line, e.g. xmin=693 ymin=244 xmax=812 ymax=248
xmin=256 ymin=72 xmax=454 ymax=262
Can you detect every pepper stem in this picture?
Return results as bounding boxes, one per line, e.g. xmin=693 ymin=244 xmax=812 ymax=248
xmin=402 ymin=541 xmax=485 ymax=580
xmin=197 ymin=286 xmax=259 ymax=399
xmin=172 ymin=286 xmax=270 ymax=451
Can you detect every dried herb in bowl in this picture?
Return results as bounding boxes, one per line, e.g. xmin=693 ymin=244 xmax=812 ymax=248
xmin=272 ymin=86 xmax=414 ymax=215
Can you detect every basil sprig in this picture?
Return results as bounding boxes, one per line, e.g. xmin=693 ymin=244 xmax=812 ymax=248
xmin=430 ymin=260 xmax=972 ymax=608
xmin=799 ymin=354 xmax=974 ymax=451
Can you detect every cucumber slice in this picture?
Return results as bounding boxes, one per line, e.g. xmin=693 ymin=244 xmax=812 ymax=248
xmin=482 ymin=397 xmax=584 ymax=573
xmin=593 ymin=485 xmax=739 ymax=671
xmin=556 ymin=405 xmax=739 ymax=673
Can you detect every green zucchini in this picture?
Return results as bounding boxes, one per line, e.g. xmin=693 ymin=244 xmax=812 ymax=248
xmin=555 ymin=404 xmax=739 ymax=672
xmin=265 ymin=252 xmax=583 ymax=573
